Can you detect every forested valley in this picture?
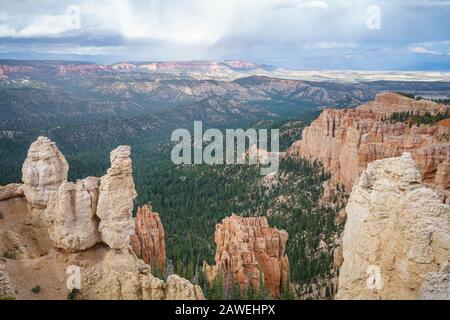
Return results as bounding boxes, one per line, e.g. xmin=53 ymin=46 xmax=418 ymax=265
xmin=0 ymin=115 xmax=342 ymax=299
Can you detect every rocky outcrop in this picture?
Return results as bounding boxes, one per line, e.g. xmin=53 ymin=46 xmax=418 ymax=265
xmin=204 ymin=215 xmax=289 ymax=298
xmin=291 ymin=93 xmax=450 ymax=193
xmin=0 ymin=137 xmax=204 ymax=300
xmin=242 ymin=144 xmax=286 ymax=165
xmin=22 ymin=136 xmax=69 ymax=209
xmin=45 ymin=178 xmax=101 ymax=252
xmin=131 ymin=204 xmax=166 ymax=272
xmin=0 ymin=184 xmax=24 ymax=201
xmin=97 ymin=146 xmax=137 ymax=250
xmin=0 ymin=230 xmax=29 ymax=259
xmin=420 ymin=265 xmax=450 ymax=300
xmin=79 ymin=248 xmax=204 ymax=300
xmin=142 ymin=274 xmax=205 ymax=300
xmin=336 ymin=153 xmax=450 ymax=300
xmin=1 ymin=246 xmax=204 ymax=300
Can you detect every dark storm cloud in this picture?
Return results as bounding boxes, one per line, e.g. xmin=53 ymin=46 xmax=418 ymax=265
xmin=0 ymin=0 xmax=449 ymax=70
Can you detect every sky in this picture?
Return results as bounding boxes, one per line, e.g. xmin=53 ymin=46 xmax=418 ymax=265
xmin=0 ymin=0 xmax=450 ymax=70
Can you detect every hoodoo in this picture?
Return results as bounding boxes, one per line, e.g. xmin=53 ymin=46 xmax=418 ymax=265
xmin=0 ymin=137 xmax=204 ymax=300
xmin=204 ymin=215 xmax=289 ymax=298
xmin=131 ymin=204 xmax=166 ymax=272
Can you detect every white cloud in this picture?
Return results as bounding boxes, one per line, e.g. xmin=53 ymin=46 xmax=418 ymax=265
xmin=0 ymin=0 xmax=338 ymax=42
xmin=0 ymin=5 xmax=79 ymax=37
xmin=411 ymin=47 xmax=429 ymax=54
xmin=17 ymin=14 xmax=74 ymax=37
xmin=410 ymin=46 xmax=440 ymax=55
xmin=78 ymin=0 xmax=248 ymax=45
xmin=304 ymin=41 xmax=357 ymax=49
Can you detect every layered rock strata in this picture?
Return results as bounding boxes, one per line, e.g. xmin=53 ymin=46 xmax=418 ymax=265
xmin=131 ymin=204 xmax=166 ymax=271
xmin=204 ymin=215 xmax=289 ymax=298
xmin=291 ymin=93 xmax=450 ymax=194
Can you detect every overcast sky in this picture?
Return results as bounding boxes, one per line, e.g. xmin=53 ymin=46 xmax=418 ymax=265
xmin=0 ymin=0 xmax=450 ymax=70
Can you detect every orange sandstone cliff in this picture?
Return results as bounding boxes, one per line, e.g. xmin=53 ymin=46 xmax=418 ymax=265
xmin=290 ymin=92 xmax=450 ymax=198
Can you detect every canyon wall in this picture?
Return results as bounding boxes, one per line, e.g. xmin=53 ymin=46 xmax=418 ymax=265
xmin=290 ymin=92 xmax=450 ymax=198
xmin=290 ymin=93 xmax=450 ymax=299
xmin=336 ymin=153 xmax=450 ymax=299
xmin=0 ymin=136 xmax=203 ymax=300
xmin=204 ymin=215 xmax=289 ymax=298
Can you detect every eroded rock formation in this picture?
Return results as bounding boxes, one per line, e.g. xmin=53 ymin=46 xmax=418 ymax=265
xmin=420 ymin=265 xmax=450 ymax=300
xmin=204 ymin=215 xmax=289 ymax=298
xmin=97 ymin=146 xmax=137 ymax=249
xmin=141 ymin=274 xmax=205 ymax=300
xmin=0 ymin=230 xmax=29 ymax=259
xmin=22 ymin=136 xmax=69 ymax=209
xmin=131 ymin=204 xmax=166 ymax=272
xmin=0 ymin=184 xmax=24 ymax=201
xmin=435 ymin=157 xmax=450 ymax=189
xmin=336 ymin=153 xmax=450 ymax=300
xmin=45 ymin=178 xmax=101 ymax=252
xmin=78 ymin=248 xmax=204 ymax=300
xmin=0 ymin=137 xmax=204 ymax=300
xmin=291 ymin=93 xmax=450 ymax=194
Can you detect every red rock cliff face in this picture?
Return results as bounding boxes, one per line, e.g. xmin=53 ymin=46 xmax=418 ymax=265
xmin=290 ymin=92 xmax=450 ymax=194
xmin=131 ymin=204 xmax=166 ymax=272
xmin=203 ymin=215 xmax=289 ymax=298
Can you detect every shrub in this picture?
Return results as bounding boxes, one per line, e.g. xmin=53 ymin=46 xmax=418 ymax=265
xmin=67 ymin=289 xmax=80 ymax=300
xmin=31 ymin=285 xmax=41 ymax=294
xmin=3 ymin=251 xmax=14 ymax=259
